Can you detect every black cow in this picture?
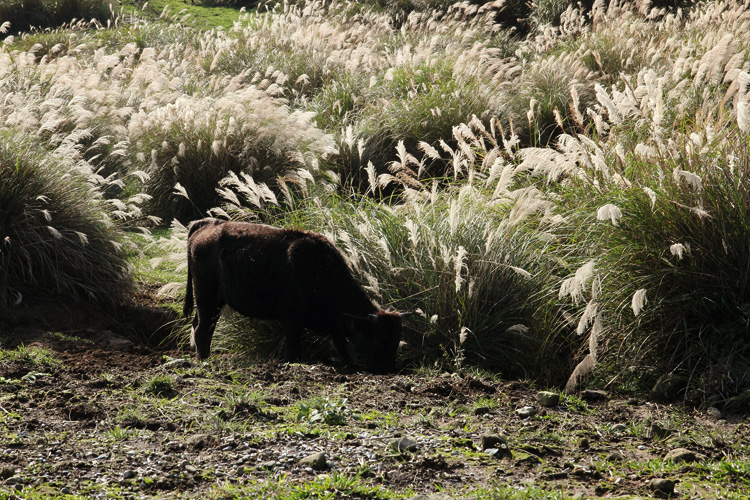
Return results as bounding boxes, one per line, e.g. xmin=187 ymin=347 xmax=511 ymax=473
xmin=183 ymin=218 xmax=407 ymax=373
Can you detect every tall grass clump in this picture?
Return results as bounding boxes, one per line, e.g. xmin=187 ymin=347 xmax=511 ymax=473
xmin=129 ymin=86 xmax=337 ymax=222
xmin=532 ymin=0 xmax=750 ymax=396
xmin=553 ymin=127 xmax=750 ymax=398
xmin=0 ymin=132 xmax=134 ymax=311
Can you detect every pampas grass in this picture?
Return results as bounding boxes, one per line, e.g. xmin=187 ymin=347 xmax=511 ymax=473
xmin=0 ymin=131 xmax=134 ymax=310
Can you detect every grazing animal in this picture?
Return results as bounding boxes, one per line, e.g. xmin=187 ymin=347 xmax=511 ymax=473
xmin=183 ymin=218 xmax=408 ymax=373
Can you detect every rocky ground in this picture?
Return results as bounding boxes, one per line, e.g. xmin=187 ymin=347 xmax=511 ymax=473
xmin=0 ymin=298 xmax=749 ymax=499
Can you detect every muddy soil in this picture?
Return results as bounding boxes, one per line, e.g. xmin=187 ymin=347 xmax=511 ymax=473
xmin=0 ymin=297 xmax=748 ymax=499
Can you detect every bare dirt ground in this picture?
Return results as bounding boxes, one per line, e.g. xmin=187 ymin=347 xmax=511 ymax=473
xmin=1 ymin=297 xmax=749 ymax=499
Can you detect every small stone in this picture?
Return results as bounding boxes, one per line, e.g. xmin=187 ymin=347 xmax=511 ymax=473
xmin=60 ymin=487 xmax=71 ymax=494
xmin=480 ymin=434 xmax=507 ymax=451
xmin=474 ymin=406 xmax=491 ymax=416
xmin=122 ymin=470 xmax=137 ymax=479
xmin=649 ymin=478 xmax=676 ymax=495
xmin=610 ymin=398 xmax=639 ymax=407
xmin=536 ymin=391 xmax=560 ymax=407
xmin=581 ymin=389 xmax=608 ymax=401
xmin=390 ymin=437 xmax=418 ymax=454
xmin=578 ymin=437 xmax=590 ymax=450
xmin=706 ymin=407 xmax=723 ymax=420
xmin=0 ymin=467 xmax=14 ymax=479
xmin=650 ymin=423 xmax=671 ymax=439
xmin=162 ymin=358 xmax=192 ymax=369
xmin=664 ymin=448 xmax=697 ymax=463
xmin=611 ymin=423 xmax=628 ymax=433
xmin=516 ymin=406 xmax=537 ymax=418
xmin=606 ymin=451 xmax=625 ymax=462
xmin=485 ymin=444 xmax=512 ymax=459
xmin=299 ymin=452 xmax=327 ymax=471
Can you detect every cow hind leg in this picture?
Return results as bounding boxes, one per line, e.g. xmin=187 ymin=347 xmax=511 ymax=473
xmin=192 ymin=300 xmax=222 ymax=360
xmin=331 ymin=329 xmax=353 ymax=369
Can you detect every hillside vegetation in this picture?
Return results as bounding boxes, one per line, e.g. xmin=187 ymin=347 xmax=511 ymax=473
xmin=1 ymin=0 xmax=750 ymax=407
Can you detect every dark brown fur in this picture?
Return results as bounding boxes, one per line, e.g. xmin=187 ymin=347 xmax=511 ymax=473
xmin=183 ymin=218 xmax=405 ymax=373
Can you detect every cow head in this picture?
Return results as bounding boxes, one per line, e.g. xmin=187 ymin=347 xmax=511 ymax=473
xmin=346 ymin=308 xmax=409 ymax=374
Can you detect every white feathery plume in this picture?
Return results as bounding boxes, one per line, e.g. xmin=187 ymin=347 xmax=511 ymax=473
xmin=508 ymin=265 xmax=532 ymax=280
xmin=596 ymin=204 xmax=622 ymax=225
xmin=577 ymin=300 xmax=598 ymax=336
xmin=449 ymin=199 xmax=460 ymax=236
xmin=404 ymin=219 xmax=420 ymax=248
xmin=673 ymin=168 xmax=703 ymax=192
xmin=559 ymin=260 xmax=596 ymax=304
xmin=670 ymin=243 xmax=688 ymax=260
xmin=595 ymin=83 xmax=621 ymax=124
xmin=173 ymin=183 xmax=190 ymax=200
xmin=632 ymin=289 xmax=648 ymax=317
xmin=454 ymin=245 xmax=468 ymax=294
xmin=737 ymin=71 xmax=750 ymax=132
xmin=643 ymin=187 xmax=657 ymax=209
xmin=365 ymin=162 xmax=378 ymax=194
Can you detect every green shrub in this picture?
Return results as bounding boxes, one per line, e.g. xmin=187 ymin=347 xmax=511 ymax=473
xmin=144 ymin=374 xmax=176 ymax=398
xmin=0 ymin=132 xmax=133 ymax=310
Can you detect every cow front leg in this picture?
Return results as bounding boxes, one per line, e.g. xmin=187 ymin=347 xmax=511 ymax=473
xmin=331 ymin=329 xmax=353 ymax=371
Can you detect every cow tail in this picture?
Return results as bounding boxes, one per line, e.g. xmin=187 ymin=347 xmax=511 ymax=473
xmin=183 ymin=219 xmax=205 ymax=318
xmin=183 ymin=257 xmax=194 ymax=318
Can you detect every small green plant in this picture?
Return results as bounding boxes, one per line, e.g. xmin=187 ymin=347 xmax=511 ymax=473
xmin=144 ymin=375 xmax=176 ymax=398
xmin=44 ymin=331 xmax=94 ymax=346
xmin=0 ymin=345 xmax=60 ymax=367
xmin=296 ymin=397 xmax=358 ymax=426
xmin=106 ymin=425 xmax=134 ymax=441
xmin=560 ymin=394 xmax=591 ymax=414
xmin=213 ymin=471 xmax=395 ymax=499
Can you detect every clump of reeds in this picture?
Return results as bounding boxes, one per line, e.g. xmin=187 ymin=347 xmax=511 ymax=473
xmin=0 ymin=131 xmax=135 ymax=311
